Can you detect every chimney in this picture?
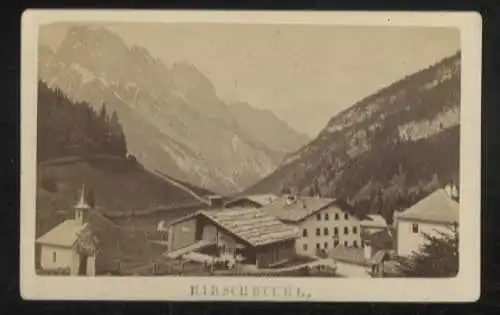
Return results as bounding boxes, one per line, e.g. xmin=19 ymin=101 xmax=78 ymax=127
xmin=74 ymin=184 xmax=91 ymax=226
xmin=363 ymin=240 xmax=372 ymax=261
xmin=285 ymin=194 xmax=297 ymax=206
xmin=208 ymin=195 xmax=224 ymax=209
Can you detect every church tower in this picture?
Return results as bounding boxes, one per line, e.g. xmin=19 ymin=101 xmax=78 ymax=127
xmin=74 ymin=184 xmax=91 ymax=226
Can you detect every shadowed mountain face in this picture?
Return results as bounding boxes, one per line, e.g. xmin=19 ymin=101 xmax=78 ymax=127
xmin=38 ymin=25 xmax=310 ymax=194
xmin=246 ymin=52 xmax=461 ymax=221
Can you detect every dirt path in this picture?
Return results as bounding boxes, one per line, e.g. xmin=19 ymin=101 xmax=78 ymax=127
xmin=151 ymin=169 xmax=210 ymax=205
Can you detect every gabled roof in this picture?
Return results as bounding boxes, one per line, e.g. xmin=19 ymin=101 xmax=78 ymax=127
xmin=36 ymin=220 xmax=84 ymax=247
xmin=370 ymin=250 xmax=391 ymax=265
xmin=37 ymin=185 xmax=93 ymax=247
xmin=361 ymin=214 xmax=388 ymax=229
xmin=224 ymin=194 xmax=278 ymax=208
xmin=260 ymin=195 xmax=361 ymax=223
xmin=201 ymin=208 xmax=299 ymax=247
xmin=363 ymin=229 xmax=394 ymax=251
xmin=396 ymin=189 xmax=459 ymax=224
xmin=36 ymin=209 xmax=151 ymax=263
xmin=170 ymin=207 xmax=299 ymax=247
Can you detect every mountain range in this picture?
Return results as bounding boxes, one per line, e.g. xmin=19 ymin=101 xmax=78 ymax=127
xmin=38 ymin=25 xmax=310 ymax=194
xmin=245 ymin=52 xmax=461 ymax=222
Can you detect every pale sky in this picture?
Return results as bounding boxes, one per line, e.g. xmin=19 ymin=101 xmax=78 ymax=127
xmin=39 ymin=23 xmax=460 ymax=137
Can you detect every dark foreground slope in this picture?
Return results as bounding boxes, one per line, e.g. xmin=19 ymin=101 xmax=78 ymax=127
xmin=36 ymin=157 xmax=213 ymax=237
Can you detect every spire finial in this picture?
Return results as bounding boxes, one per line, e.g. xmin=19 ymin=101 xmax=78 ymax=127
xmin=75 ymin=184 xmax=90 ymax=209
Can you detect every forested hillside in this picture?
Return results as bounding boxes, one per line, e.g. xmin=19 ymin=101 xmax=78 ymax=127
xmin=37 ymin=80 xmax=128 ymax=162
xmin=36 ymin=83 xmax=214 ymax=236
xmin=245 ymin=52 xmax=461 ymax=223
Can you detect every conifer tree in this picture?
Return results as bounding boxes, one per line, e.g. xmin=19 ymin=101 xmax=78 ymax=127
xmin=37 ymin=81 xmax=130 ymax=162
xmin=395 ymin=225 xmax=459 ymax=277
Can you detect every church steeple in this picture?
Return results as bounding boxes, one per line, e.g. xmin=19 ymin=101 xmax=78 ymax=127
xmin=75 ymin=184 xmax=91 ymax=226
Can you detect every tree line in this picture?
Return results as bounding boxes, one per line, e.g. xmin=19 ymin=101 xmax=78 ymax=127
xmin=37 ymin=80 xmax=128 ymax=162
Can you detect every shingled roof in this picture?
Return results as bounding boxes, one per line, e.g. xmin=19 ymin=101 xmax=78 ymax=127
xmin=224 ymin=194 xmax=278 ymax=208
xmin=172 ymin=208 xmax=300 ymax=247
xmin=361 ymin=214 xmax=388 ymax=229
xmin=396 ymin=189 xmax=459 ymax=224
xmin=260 ymin=195 xmax=361 ymax=222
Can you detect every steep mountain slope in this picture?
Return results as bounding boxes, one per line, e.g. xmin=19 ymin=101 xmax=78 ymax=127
xmin=246 ymin=52 xmax=461 ymax=221
xmin=38 ymin=25 xmax=309 ymax=194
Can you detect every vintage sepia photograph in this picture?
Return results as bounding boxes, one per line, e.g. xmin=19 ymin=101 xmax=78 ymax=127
xmin=20 ymin=10 xmax=481 ymax=301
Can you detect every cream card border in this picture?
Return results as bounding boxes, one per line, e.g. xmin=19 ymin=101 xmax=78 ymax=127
xmin=20 ymin=10 xmax=482 ymax=302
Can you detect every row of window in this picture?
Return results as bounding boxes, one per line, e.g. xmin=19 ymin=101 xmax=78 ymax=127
xmin=316 ymin=212 xmax=349 ymax=221
xmin=302 ymin=240 xmax=359 ymax=251
xmin=302 ymin=226 xmax=357 ymax=237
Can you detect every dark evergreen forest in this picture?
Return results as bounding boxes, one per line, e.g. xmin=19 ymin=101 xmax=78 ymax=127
xmin=37 ymin=80 xmax=128 ymax=162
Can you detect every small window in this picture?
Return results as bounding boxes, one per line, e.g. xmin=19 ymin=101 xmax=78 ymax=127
xmin=302 ymin=228 xmax=308 ymax=237
xmin=316 ymin=213 xmax=321 ymax=221
xmin=324 ymin=242 xmax=328 ymax=249
xmin=344 ymin=241 xmax=348 ymax=247
xmin=52 ymin=252 xmax=57 ymax=263
xmin=324 ymin=213 xmax=329 ymax=221
xmin=334 ymin=227 xmax=339 ymax=235
xmin=334 ymin=240 xmax=339 ymax=247
xmin=344 ymin=227 xmax=349 ymax=235
xmin=353 ymin=240 xmax=358 ymax=248
xmin=412 ymin=223 xmax=419 ymax=233
xmin=316 ymin=243 xmax=320 ymax=249
xmin=334 ymin=213 xmax=340 ymax=220
xmin=316 ymin=228 xmax=321 ymax=236
xmin=353 ymin=226 xmax=358 ymax=234
xmin=344 ymin=213 xmax=349 ymax=220
xmin=303 ymin=243 xmax=308 ymax=251
xmin=324 ymin=227 xmax=329 ymax=236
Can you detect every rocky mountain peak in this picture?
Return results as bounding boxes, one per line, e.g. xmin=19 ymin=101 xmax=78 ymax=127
xmin=55 ymin=26 xmax=130 ymax=75
xmin=37 ymin=25 xmax=310 ymax=193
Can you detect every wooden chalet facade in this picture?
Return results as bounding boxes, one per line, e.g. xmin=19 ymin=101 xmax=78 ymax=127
xmin=167 ymin=208 xmax=299 ymax=268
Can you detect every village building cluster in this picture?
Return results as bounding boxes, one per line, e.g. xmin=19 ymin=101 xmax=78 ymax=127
xmin=36 ymin=182 xmax=459 ymax=277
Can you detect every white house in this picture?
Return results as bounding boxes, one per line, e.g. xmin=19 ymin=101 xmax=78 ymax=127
xmin=36 ymin=185 xmax=97 ymax=276
xmin=395 ymin=187 xmax=459 ymax=257
xmin=260 ymin=195 xmax=363 ymax=257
